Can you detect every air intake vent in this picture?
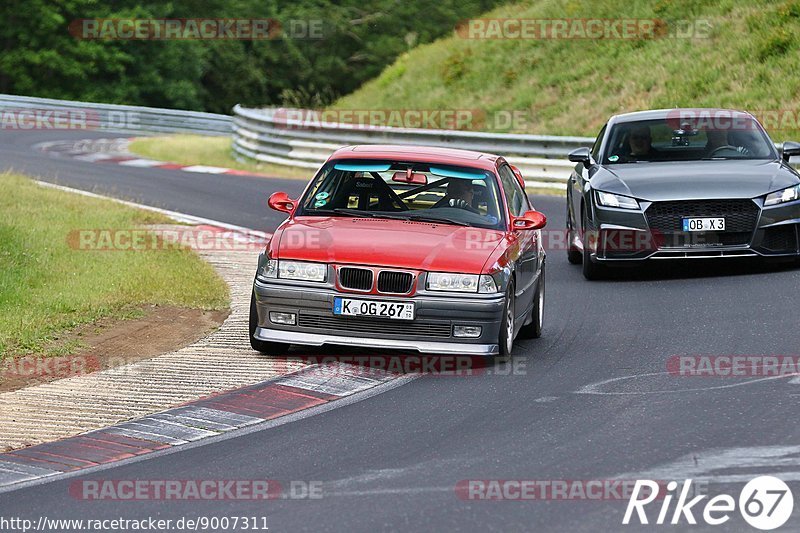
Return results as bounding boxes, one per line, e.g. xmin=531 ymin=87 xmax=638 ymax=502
xmin=299 ymin=313 xmax=451 ymax=338
xmin=645 ymin=199 xmax=759 ymax=247
xmin=377 ymin=271 xmax=413 ymax=294
xmin=339 ymin=267 xmax=373 ymax=291
xmin=645 ymin=199 xmax=759 ymax=233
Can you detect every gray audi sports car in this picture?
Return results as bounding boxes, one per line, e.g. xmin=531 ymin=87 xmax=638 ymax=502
xmin=566 ymin=108 xmax=800 ymax=279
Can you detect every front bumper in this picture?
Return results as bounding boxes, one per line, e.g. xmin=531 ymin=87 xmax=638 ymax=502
xmin=586 ymin=198 xmax=800 ymax=262
xmin=252 ymin=279 xmax=505 ymax=355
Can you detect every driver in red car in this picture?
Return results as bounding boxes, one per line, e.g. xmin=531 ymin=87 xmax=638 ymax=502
xmin=435 ymin=179 xmax=479 ymax=213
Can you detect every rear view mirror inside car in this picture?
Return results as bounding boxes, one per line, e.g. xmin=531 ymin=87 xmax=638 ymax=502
xmin=391 ymin=170 xmax=428 ymax=185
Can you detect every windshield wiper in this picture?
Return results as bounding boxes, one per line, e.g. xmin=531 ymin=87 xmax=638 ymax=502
xmin=314 ymin=208 xmax=470 ymax=226
xmin=333 ymin=208 xmax=379 ymax=217
xmin=318 ymin=208 xmax=416 ymax=221
xmin=334 ymin=209 xmax=415 ymax=220
xmin=304 ymin=208 xmax=362 ymax=217
xmin=309 ymin=208 xmax=387 ymax=218
xmin=406 ymin=214 xmax=470 ymax=226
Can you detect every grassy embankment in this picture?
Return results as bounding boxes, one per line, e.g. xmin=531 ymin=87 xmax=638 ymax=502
xmin=0 ymin=172 xmax=229 ymax=358
xmin=129 ymin=135 xmax=310 ymax=180
xmin=334 ymin=0 xmax=800 ymax=140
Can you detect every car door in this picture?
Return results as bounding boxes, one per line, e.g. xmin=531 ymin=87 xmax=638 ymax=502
xmin=498 ymin=164 xmax=537 ymax=318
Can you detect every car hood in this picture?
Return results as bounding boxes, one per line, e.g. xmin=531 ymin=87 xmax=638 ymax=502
xmin=272 ymin=217 xmax=505 ymax=274
xmin=591 ymin=159 xmax=800 ymax=201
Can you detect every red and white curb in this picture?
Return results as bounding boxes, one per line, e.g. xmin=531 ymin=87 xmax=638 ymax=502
xmin=35 ymin=138 xmax=272 ymax=178
xmin=0 ymin=362 xmax=402 ymax=490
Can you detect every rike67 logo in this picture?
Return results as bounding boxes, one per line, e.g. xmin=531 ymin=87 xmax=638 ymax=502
xmin=624 ymin=476 xmax=793 ymax=530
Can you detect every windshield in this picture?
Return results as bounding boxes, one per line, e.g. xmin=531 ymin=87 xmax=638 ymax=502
xmin=297 ymin=160 xmax=505 ymax=229
xmin=602 ymin=117 xmax=777 ymax=164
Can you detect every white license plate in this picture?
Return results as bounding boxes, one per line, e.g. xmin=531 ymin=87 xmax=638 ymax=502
xmin=682 ymin=217 xmax=726 ymax=232
xmin=333 ymin=297 xmax=414 ymax=320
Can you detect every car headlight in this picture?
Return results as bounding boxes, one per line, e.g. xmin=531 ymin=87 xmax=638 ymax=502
xmin=478 ymin=275 xmax=498 ymax=294
xmin=595 ymin=190 xmax=640 ymax=210
xmin=256 ymin=257 xmax=278 ymax=281
xmin=427 ymin=272 xmax=498 ymax=293
xmin=258 ymin=258 xmax=326 ymax=282
xmin=278 ymin=260 xmax=327 ymax=282
xmin=764 ymin=184 xmax=800 ymax=207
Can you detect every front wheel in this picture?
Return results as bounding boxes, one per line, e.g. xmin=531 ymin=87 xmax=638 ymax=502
xmin=249 ymin=292 xmax=290 ymax=355
xmin=567 ymin=205 xmax=582 ymax=265
xmin=498 ymin=282 xmax=516 ymax=356
xmin=582 ymin=209 xmax=608 ymax=280
xmin=567 ymin=240 xmax=582 ymax=265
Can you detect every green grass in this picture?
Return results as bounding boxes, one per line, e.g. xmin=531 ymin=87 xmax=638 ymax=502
xmin=0 ymin=172 xmax=229 ymax=358
xmin=129 ymin=135 xmax=311 ymax=180
xmin=334 ymin=0 xmax=800 ymax=140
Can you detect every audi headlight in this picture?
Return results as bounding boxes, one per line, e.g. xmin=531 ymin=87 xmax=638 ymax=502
xmin=595 ymin=191 xmax=640 ymax=210
xmin=764 ymin=184 xmax=800 ymax=207
xmin=278 ymin=260 xmax=327 ymax=282
xmin=427 ymin=273 xmax=498 ymax=293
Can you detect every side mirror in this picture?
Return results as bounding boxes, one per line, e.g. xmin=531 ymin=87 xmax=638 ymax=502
xmin=510 ymin=165 xmax=526 ymax=189
xmin=782 ymin=141 xmax=800 ymax=162
xmin=268 ymin=191 xmax=296 ymax=213
xmin=513 ymin=210 xmax=547 ymax=231
xmin=568 ymin=147 xmax=592 ymax=165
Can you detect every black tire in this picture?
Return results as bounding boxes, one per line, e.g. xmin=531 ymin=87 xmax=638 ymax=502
xmin=567 ymin=244 xmax=582 ymax=265
xmin=519 ymin=262 xmax=544 ymax=339
xmin=581 ymin=208 xmax=608 ymax=281
xmin=567 ymin=205 xmax=582 ymax=265
xmin=498 ymin=281 xmax=516 ymax=356
xmin=249 ymin=292 xmax=290 ymax=355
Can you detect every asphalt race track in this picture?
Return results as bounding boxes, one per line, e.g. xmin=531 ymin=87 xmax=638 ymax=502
xmin=0 ymin=131 xmax=303 ymax=231
xmin=2 ymin=131 xmax=800 ymax=532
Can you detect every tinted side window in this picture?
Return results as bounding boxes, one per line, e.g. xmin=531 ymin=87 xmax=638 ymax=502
xmin=498 ymin=165 xmax=527 ymax=216
xmin=591 ymin=125 xmax=606 ymax=161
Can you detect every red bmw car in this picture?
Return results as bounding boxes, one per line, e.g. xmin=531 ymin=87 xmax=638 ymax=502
xmin=249 ymin=145 xmax=547 ymax=356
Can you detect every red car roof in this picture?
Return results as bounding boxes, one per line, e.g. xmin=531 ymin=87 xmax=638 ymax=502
xmin=327 ymin=145 xmax=502 ymax=172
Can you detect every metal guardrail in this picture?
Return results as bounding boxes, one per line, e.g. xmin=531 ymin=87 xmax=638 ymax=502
xmin=4 ymin=96 xmax=795 ymax=188
xmin=232 ymin=106 xmax=593 ymax=189
xmin=0 ymin=94 xmax=232 ymax=136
